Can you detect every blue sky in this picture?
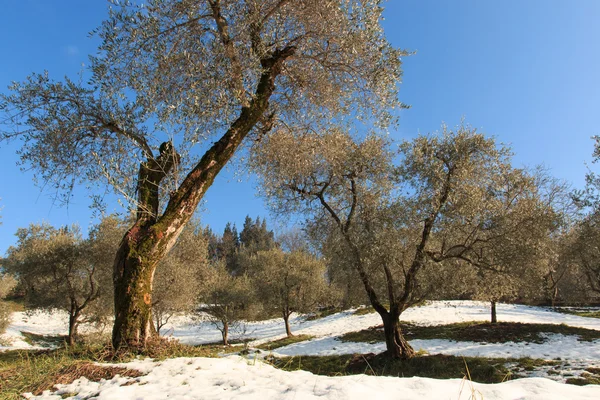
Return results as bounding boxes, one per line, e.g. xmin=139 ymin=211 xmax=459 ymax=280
xmin=1 ymin=0 xmax=599 ymax=253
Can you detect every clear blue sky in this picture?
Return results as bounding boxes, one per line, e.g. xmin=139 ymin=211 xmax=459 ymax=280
xmin=1 ymin=0 xmax=599 ymax=254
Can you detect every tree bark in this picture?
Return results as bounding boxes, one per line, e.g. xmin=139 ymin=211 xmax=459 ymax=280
xmin=381 ymin=311 xmax=415 ymax=359
xmin=491 ymin=300 xmax=497 ymax=323
xmin=67 ymin=311 xmax=79 ymax=346
xmin=111 ymin=46 xmax=296 ymax=350
xmin=222 ymin=321 xmax=229 ymax=346
xmin=284 ymin=313 xmax=293 ymax=337
xmin=551 ymin=286 xmax=558 ymax=308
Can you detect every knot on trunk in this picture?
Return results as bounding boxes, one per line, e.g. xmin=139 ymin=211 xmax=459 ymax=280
xmin=137 ymin=141 xmax=180 ymax=222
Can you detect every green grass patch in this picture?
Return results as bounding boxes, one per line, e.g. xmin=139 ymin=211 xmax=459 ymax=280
xmin=21 ymin=331 xmax=69 ymax=348
xmin=339 ymin=322 xmax=600 ymax=344
xmin=566 ymin=372 xmax=600 ymax=386
xmin=269 ymin=354 xmax=570 ymax=384
xmin=305 ymin=307 xmax=343 ymax=321
xmin=553 ymin=307 xmax=600 ymax=319
xmin=258 ymin=334 xmax=315 ymax=351
xmin=568 ymin=311 xmax=600 ymax=319
xmin=270 ymin=353 xmax=516 ymax=383
xmin=352 ymin=306 xmax=376 ymax=316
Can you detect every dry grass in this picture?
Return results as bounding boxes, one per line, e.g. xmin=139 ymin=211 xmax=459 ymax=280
xmin=0 ymin=337 xmax=226 ymax=399
xmin=258 ymin=334 xmax=315 ymax=351
xmin=340 ymin=322 xmax=600 ymax=344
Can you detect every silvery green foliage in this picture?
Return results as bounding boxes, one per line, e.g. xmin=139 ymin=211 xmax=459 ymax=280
xmin=152 ymin=219 xmax=208 ymax=334
xmin=0 ymin=0 xmax=404 ymax=211
xmin=0 ymin=274 xmax=16 ymax=335
xmin=251 ymin=124 xmax=560 ymax=310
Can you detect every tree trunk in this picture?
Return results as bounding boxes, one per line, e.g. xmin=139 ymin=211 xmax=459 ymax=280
xmin=112 ymin=233 xmax=160 ymax=349
xmin=381 ymin=311 xmax=415 ymax=359
xmin=491 ymin=300 xmax=497 ymax=323
xmin=111 ymin=46 xmax=295 ymax=350
xmin=551 ymin=286 xmax=558 ymax=308
xmin=284 ymin=313 xmax=293 ymax=337
xmin=222 ymin=321 xmax=229 ymax=346
xmin=68 ymin=311 xmax=79 ymax=346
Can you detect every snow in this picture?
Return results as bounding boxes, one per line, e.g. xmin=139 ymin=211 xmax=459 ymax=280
xmin=25 ymin=356 xmax=600 ymax=400
xmin=4 ymin=301 xmax=600 ymax=399
xmin=270 ymin=333 xmax=600 ymax=361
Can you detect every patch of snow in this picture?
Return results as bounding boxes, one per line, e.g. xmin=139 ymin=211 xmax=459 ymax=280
xmin=25 ymin=356 xmax=600 ymax=400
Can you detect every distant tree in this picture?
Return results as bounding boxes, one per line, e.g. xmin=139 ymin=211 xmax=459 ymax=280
xmin=218 ymin=223 xmax=241 ymax=275
xmin=0 ymin=273 xmax=17 ymax=334
xmin=251 ymin=123 xmax=557 ymax=359
xmin=570 ymin=212 xmax=600 ymax=298
xmin=568 ymin=138 xmax=600 ymax=302
xmin=250 ymin=248 xmax=329 ymax=337
xmin=84 ymin=215 xmax=208 ymax=336
xmin=199 ymin=262 xmax=259 ymax=345
xmin=3 ymin=224 xmax=110 ymax=345
xmin=240 ymin=216 xmax=276 ymax=251
xmin=153 ymin=220 xmax=207 ymax=335
xmin=277 ymin=228 xmax=311 ymax=253
xmin=84 ymin=215 xmax=130 ymax=327
xmin=236 ymin=216 xmax=278 ymax=275
xmin=0 ymin=0 xmax=404 ymax=348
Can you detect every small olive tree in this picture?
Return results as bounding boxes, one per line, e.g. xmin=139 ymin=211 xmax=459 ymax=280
xmin=153 ymin=220 xmax=207 ymax=335
xmin=0 ymin=273 xmax=17 ymax=334
xmin=250 ymin=248 xmax=329 ymax=337
xmin=198 ymin=262 xmax=259 ymax=345
xmin=3 ymin=224 xmax=110 ymax=345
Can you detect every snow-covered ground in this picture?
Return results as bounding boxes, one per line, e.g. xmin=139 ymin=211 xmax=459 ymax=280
xmin=25 ymin=356 xmax=600 ymax=400
xmin=4 ymin=301 xmax=600 ymax=359
xmin=4 ymin=301 xmax=600 ymax=399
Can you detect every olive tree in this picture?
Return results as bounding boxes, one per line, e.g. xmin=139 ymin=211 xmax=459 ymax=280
xmin=0 ymin=273 xmax=17 ymax=334
xmin=249 ymin=248 xmax=329 ymax=336
xmin=3 ymin=224 xmax=110 ymax=345
xmin=444 ymin=169 xmax=562 ymax=322
xmin=251 ymin=124 xmax=555 ymax=359
xmin=198 ymin=262 xmax=258 ymax=345
xmin=0 ymin=0 xmax=404 ymax=348
xmin=152 ymin=220 xmax=208 ymax=335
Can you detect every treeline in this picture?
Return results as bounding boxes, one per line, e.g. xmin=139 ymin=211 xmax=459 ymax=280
xmin=2 ymin=128 xmax=600 ymax=357
xmin=0 ymin=215 xmax=329 ymax=346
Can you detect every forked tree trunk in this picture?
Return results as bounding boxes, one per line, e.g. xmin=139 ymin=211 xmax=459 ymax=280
xmin=491 ymin=300 xmax=497 ymax=323
xmin=111 ymin=46 xmax=296 ymax=350
xmin=380 ymin=311 xmax=415 ymax=359
xmin=222 ymin=321 xmax=229 ymax=345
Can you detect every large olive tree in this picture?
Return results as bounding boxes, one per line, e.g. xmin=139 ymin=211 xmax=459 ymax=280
xmin=251 ymin=124 xmax=556 ymax=359
xmin=0 ymin=0 xmax=404 ymax=348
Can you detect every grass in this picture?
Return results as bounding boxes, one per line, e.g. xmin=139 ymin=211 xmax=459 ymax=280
xmin=258 ymin=334 xmax=315 ymax=351
xmin=21 ymin=331 xmax=69 ymax=348
xmin=553 ymin=307 xmax=600 ymax=319
xmin=305 ymin=307 xmax=343 ymax=321
xmin=352 ymin=307 xmax=376 ymax=316
xmin=566 ymin=372 xmax=600 ymax=386
xmin=269 ymin=353 xmax=521 ymax=383
xmin=0 ymin=339 xmax=228 ymax=399
xmin=563 ymin=311 xmax=600 ymax=319
xmin=269 ymin=353 xmax=569 ymax=384
xmin=339 ymin=322 xmax=600 ymax=344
